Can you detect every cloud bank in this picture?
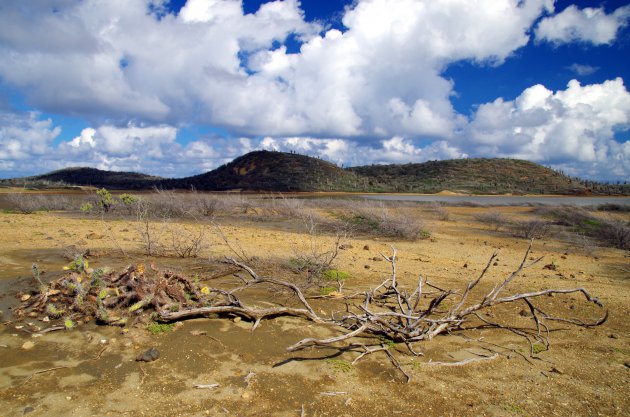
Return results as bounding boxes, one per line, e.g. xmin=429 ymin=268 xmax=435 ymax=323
xmin=0 ymin=0 xmax=629 ymax=181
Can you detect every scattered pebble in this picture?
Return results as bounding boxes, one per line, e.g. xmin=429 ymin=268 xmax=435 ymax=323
xmin=136 ymin=347 xmax=160 ymax=362
xmin=21 ymin=341 xmax=35 ymax=350
xmin=23 ymin=406 xmax=34 ymax=414
xmin=20 ymin=294 xmax=31 ymax=302
xmin=174 ymin=321 xmax=184 ymax=329
xmin=233 ymin=317 xmax=242 ymax=323
xmin=609 ymin=333 xmax=619 ymax=339
xmin=339 ymin=244 xmax=353 ymax=250
xmin=363 ymin=245 xmax=370 ymax=250
xmin=624 ymin=362 xmax=630 ymax=369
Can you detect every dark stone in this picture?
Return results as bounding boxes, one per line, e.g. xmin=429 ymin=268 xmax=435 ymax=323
xmin=363 ymin=245 xmax=370 ymax=250
xmin=136 ymin=347 xmax=160 ymax=362
xmin=339 ymin=244 xmax=353 ymax=250
xmin=23 ymin=406 xmax=35 ymax=414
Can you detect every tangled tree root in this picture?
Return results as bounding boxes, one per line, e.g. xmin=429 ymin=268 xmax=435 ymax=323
xmin=15 ymin=243 xmax=607 ymax=382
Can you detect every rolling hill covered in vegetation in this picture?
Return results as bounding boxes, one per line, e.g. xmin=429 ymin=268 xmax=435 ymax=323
xmin=2 ymin=151 xmax=627 ymax=195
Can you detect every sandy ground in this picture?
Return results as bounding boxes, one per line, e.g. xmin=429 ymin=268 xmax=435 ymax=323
xmin=0 ymin=205 xmax=628 ymax=416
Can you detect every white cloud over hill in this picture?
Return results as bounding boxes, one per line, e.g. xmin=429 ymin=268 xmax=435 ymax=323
xmin=0 ymin=0 xmax=629 ymax=180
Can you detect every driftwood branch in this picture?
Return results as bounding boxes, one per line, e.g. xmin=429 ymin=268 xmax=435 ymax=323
xmin=15 ymin=242 xmax=607 ymax=384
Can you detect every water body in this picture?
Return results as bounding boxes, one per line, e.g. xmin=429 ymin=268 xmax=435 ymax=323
xmin=359 ymin=194 xmax=630 ymax=206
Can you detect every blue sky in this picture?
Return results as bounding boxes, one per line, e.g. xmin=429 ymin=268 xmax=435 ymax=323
xmin=1 ymin=0 xmax=630 ymax=181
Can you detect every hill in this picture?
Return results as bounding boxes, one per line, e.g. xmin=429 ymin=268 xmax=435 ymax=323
xmin=348 ymin=158 xmax=593 ymax=195
xmin=170 ymin=150 xmax=367 ymax=192
xmin=1 ymin=167 xmax=162 ymax=190
xmin=2 ymin=152 xmax=627 ymax=195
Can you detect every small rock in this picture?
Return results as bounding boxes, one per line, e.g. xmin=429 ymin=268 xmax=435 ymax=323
xmin=23 ymin=406 xmax=35 ymax=414
xmin=42 ymin=316 xmax=50 ymax=322
xmin=560 ymin=255 xmax=567 ymax=259
xmin=362 ymin=245 xmax=370 ymax=251
xmin=190 ymin=330 xmax=207 ymax=336
xmin=241 ymin=391 xmax=253 ymax=400
xmin=20 ymin=294 xmax=31 ymax=302
xmin=463 ymin=263 xmax=468 ymax=268
xmin=364 ymin=265 xmax=370 ymax=269
xmin=174 ymin=321 xmax=184 ymax=329
xmin=233 ymin=317 xmax=242 ymax=323
xmin=66 ymin=396 xmax=72 ymax=401
xmin=86 ymin=232 xmax=104 ymax=240
xmin=543 ymin=263 xmax=557 ymax=271
xmin=136 ymin=347 xmax=160 ymax=362
xmin=371 ymin=257 xmax=382 ymax=262
xmin=518 ymin=309 xmax=530 ymax=317
xmin=339 ymin=244 xmax=353 ymax=250
xmin=550 ymin=367 xmax=563 ymax=375
xmin=493 ymin=262 xmax=498 ymax=266
xmin=28 ymin=312 xmax=38 ymax=318
xmin=100 ymin=339 xmax=108 ymax=345
xmin=624 ymin=362 xmax=630 ymax=369
xmin=21 ymin=341 xmax=35 ymax=350
xmin=609 ymin=333 xmax=619 ymax=339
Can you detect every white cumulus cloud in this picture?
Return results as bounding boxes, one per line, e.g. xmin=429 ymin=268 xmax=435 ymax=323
xmin=536 ymin=4 xmax=630 ymax=45
xmin=465 ymin=78 xmax=630 ymax=179
xmin=0 ymin=111 xmax=61 ymax=164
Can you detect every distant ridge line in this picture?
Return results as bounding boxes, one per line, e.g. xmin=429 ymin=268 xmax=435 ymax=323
xmin=2 ymin=150 xmax=628 ymax=195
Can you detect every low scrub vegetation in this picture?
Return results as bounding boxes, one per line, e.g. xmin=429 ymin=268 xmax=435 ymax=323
xmin=5 ymin=192 xmax=73 ymax=213
xmin=539 ymin=206 xmax=630 ymax=250
xmin=336 ymin=201 xmax=427 ymax=240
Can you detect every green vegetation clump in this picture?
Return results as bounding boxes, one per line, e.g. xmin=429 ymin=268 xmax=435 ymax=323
xmin=532 ymin=343 xmax=546 ymax=354
xmin=322 ymin=269 xmax=350 ymax=281
xmin=80 ymin=202 xmax=94 ymax=213
xmin=320 ymin=286 xmax=336 ymax=295
xmin=96 ymin=188 xmax=117 ymax=212
xmin=326 ymin=359 xmax=353 ymax=373
xmin=146 ymin=322 xmax=174 ymax=335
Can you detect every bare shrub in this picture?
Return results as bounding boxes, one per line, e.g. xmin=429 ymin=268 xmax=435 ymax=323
xmin=148 ymin=189 xmax=191 ymax=218
xmin=288 ymin=230 xmax=344 ymax=285
xmin=338 ymin=201 xmax=426 ymax=240
xmin=509 ymin=219 xmax=552 ymax=239
xmin=134 ymin=198 xmax=165 ymax=256
xmin=429 ymin=202 xmax=450 ymax=221
xmin=475 ymin=210 xmax=508 ymax=231
xmin=596 ymin=203 xmax=630 ymax=212
xmin=192 ymin=193 xmax=223 ymax=218
xmin=164 ymin=221 xmax=208 ymax=258
xmin=538 ymin=206 xmax=630 ymax=250
xmin=596 ymin=219 xmax=630 ymax=250
xmin=273 ymin=195 xmax=306 ymax=217
xmin=5 ymin=193 xmax=74 ymax=213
